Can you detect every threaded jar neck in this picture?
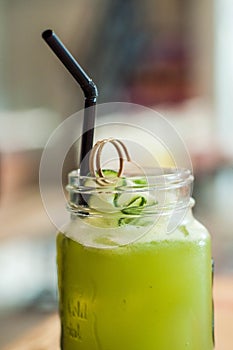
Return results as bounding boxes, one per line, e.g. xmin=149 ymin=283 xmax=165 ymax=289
xmin=66 ymin=167 xmax=193 ymax=216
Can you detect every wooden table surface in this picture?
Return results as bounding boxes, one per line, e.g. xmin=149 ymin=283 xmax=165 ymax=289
xmin=3 ymin=276 xmax=233 ymax=350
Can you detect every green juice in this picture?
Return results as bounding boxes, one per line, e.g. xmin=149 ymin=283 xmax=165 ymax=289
xmin=57 ymin=222 xmax=213 ymax=350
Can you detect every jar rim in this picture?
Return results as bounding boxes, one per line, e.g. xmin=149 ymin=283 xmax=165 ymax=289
xmin=67 ymin=167 xmax=193 ymax=223
xmin=68 ymin=167 xmax=193 ymax=192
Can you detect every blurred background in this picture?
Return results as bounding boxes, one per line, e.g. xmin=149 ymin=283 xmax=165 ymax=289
xmin=0 ymin=0 xmax=233 ymax=347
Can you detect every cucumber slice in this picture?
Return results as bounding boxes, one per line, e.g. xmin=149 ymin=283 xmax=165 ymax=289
xmin=115 ymin=191 xmax=156 ymax=209
xmin=83 ymin=170 xmax=157 ymax=228
xmin=118 ymin=216 xmax=154 ymax=227
xmin=85 ymin=214 xmax=121 ymax=228
xmin=132 ymin=177 xmax=147 ymax=185
xmin=85 ymin=170 xmax=124 ymax=213
xmin=88 ymin=192 xmax=118 ymax=213
xmin=100 ymin=169 xmax=118 ymax=178
xmin=85 ymin=169 xmax=125 ymax=188
xmin=115 ymin=194 xmax=146 ymax=208
xmin=98 ymin=169 xmax=126 ymax=187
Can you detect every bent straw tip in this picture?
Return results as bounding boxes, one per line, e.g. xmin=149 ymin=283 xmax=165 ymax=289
xmin=42 ymin=29 xmax=54 ymax=40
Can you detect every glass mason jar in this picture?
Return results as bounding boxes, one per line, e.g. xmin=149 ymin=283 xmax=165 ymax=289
xmin=57 ymin=167 xmax=213 ymax=350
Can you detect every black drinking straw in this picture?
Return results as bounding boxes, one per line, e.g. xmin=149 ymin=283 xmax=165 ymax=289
xmin=42 ymin=29 xmax=98 ymax=176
